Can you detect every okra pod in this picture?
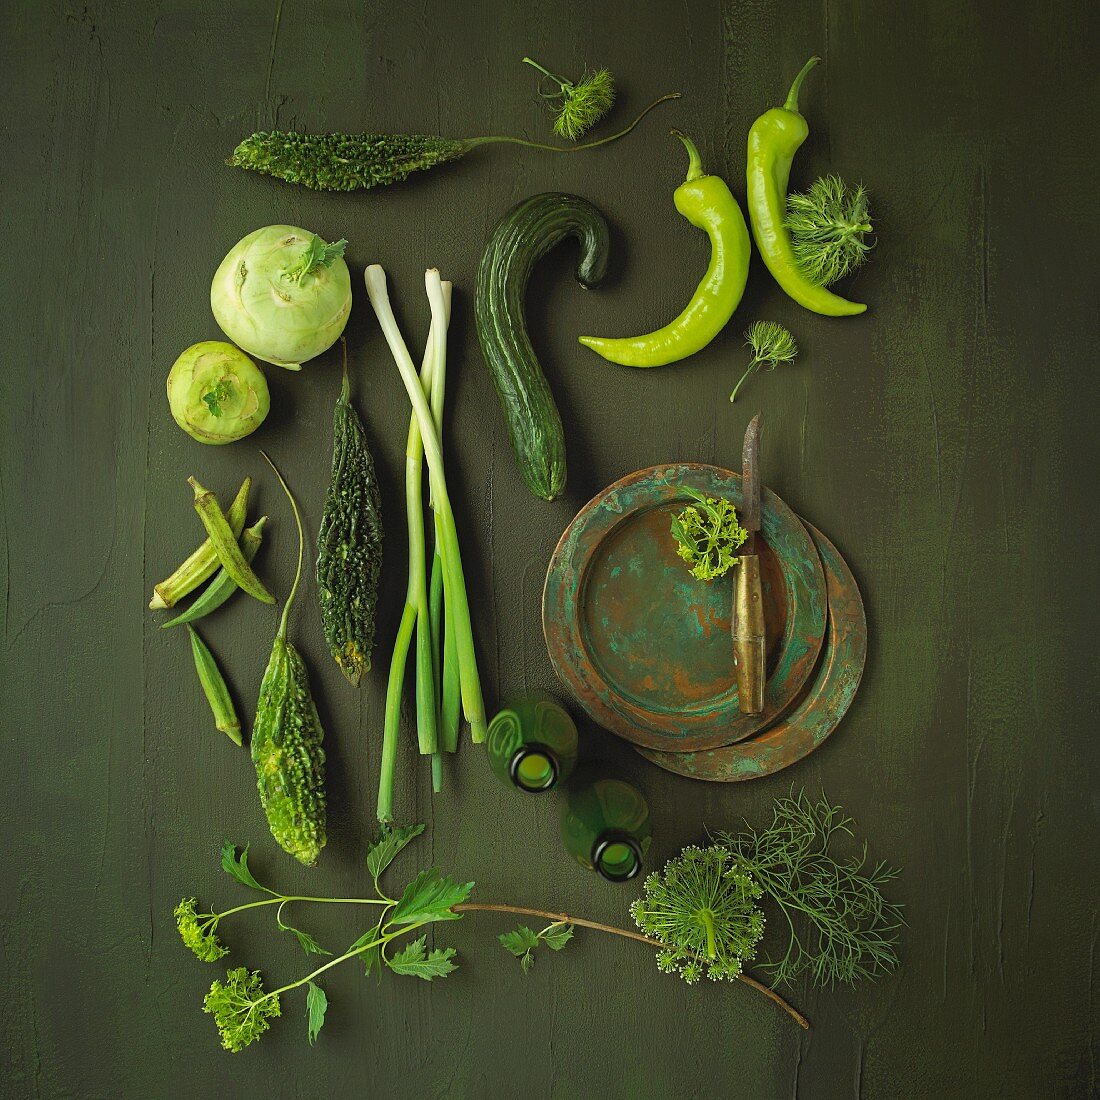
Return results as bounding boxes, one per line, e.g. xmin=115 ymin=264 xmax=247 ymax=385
xmin=187 ymin=625 xmax=242 ymax=745
xmin=149 ymin=477 xmax=251 ymax=609
xmin=188 ymin=477 xmax=274 ymax=604
xmin=161 ymin=516 xmax=269 ymax=629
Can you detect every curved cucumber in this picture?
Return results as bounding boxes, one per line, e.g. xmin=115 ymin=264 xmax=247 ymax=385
xmin=475 ymin=193 xmax=610 ymax=501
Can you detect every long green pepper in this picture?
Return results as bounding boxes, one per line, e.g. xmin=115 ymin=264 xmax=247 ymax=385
xmin=579 ymin=131 xmax=750 ymax=367
xmin=746 ymin=57 xmax=866 ymax=317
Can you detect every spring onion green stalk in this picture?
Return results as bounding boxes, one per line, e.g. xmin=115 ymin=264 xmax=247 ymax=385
xmin=377 ymin=292 xmax=450 ymax=820
xmin=366 ymin=266 xmax=488 ymax=822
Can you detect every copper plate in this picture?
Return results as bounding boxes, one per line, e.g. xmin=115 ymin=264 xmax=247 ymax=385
xmin=542 ymin=464 xmax=827 ymax=752
xmin=636 ymin=523 xmax=867 ymax=780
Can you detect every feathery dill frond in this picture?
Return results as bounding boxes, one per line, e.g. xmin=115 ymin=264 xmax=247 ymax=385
xmin=786 ymin=175 xmax=873 ymax=287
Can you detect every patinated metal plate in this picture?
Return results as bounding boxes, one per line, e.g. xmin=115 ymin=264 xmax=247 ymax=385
xmin=542 ymin=464 xmax=827 ymax=751
xmin=636 ymin=523 xmax=867 ymax=780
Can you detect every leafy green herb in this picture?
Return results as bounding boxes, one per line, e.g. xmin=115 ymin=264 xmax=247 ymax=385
xmin=366 ymin=822 xmax=426 ymax=889
xmin=201 ymin=379 xmax=235 ymax=418
xmin=729 ymin=321 xmax=799 ymax=403
xmin=785 ymin=175 xmax=873 ymax=287
xmin=670 ymin=487 xmax=748 ymax=581
xmin=305 ymin=981 xmax=328 ymax=1045
xmin=277 ymin=903 xmax=331 ymax=957
xmin=522 ymin=57 xmax=616 ymax=140
xmin=284 ymin=235 xmax=348 ymax=285
xmin=500 ymin=921 xmax=574 ymax=973
xmin=630 ymin=846 xmax=765 ymax=984
xmin=718 ymin=790 xmax=904 ymax=987
xmin=390 ymin=868 xmax=473 ymax=926
xmin=174 ymin=898 xmax=229 ymax=963
xmin=220 ymin=842 xmax=267 ymax=892
xmin=387 ymin=935 xmax=459 ymax=980
xmin=203 ymin=967 xmax=281 ymax=1053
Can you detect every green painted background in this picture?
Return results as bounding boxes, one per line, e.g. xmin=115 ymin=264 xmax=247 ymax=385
xmin=2 ymin=1 xmax=1097 ymax=1096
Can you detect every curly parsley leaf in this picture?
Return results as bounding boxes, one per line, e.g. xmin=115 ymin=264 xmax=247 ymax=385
xmin=366 ymin=822 xmax=426 ymax=888
xmin=305 ymin=981 xmax=328 ymax=1046
xmin=220 ymin=842 xmax=266 ymax=892
xmin=390 ymin=868 xmax=473 ymax=927
xmin=387 ymin=935 xmax=459 ymax=980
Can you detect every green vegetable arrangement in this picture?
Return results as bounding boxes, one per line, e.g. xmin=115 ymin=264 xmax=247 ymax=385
xmin=315 ymin=341 xmax=384 ymax=686
xmin=251 ymin=454 xmax=328 ymax=866
xmin=670 ymin=488 xmax=748 ymax=580
xmin=729 ymin=321 xmax=799 ymax=403
xmin=364 ymin=267 xmax=487 ymax=821
xmin=210 ymin=226 xmax=351 ymax=370
xmin=521 ymin=56 xmax=615 ymax=140
xmin=176 ymin=792 xmax=900 ymax=1050
xmin=226 ymin=94 xmax=679 ymax=192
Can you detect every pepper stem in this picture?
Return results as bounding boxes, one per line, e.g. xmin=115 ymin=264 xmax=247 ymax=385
xmin=671 ymin=129 xmax=705 ymax=183
xmin=783 ymin=55 xmax=821 ymax=113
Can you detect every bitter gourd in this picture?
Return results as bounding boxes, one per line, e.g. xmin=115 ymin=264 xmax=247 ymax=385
xmin=316 ymin=347 xmax=383 ymax=685
xmin=252 ymin=453 xmax=327 ymax=866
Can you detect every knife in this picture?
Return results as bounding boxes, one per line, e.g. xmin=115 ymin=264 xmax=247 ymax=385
xmin=733 ymin=414 xmax=766 ymax=714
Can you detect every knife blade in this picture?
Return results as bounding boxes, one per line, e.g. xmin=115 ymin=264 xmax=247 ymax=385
xmin=733 ymin=414 xmax=765 ymax=714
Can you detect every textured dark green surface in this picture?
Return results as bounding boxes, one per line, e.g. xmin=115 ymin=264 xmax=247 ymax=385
xmin=1 ymin=1 xmax=1097 ymax=1096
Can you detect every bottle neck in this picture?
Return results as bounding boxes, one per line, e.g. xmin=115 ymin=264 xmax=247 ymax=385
xmin=509 ymin=744 xmax=559 ymax=792
xmin=592 ymin=832 xmax=644 ymax=881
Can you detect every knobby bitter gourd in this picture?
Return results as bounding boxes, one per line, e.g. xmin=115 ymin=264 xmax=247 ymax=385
xmin=474 ymin=192 xmax=610 ymax=501
xmin=316 ymin=347 xmax=383 ymax=685
xmin=253 ymin=453 xmax=327 ymax=866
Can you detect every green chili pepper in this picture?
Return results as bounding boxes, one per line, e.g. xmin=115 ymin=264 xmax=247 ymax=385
xmin=578 ymin=130 xmax=750 ymax=367
xmin=746 ymin=56 xmax=866 ymax=317
xmin=188 ymin=477 xmax=275 ymax=604
xmin=187 ymin=625 xmax=242 ymax=745
xmin=161 ymin=516 xmax=269 ymax=629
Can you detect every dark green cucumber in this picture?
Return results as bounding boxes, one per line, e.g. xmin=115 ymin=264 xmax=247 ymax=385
xmin=475 ymin=193 xmax=610 ymax=501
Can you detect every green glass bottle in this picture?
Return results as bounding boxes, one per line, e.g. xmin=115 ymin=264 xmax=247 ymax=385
xmin=485 ymin=699 xmax=579 ymax=793
xmin=561 ymin=777 xmax=652 ymax=881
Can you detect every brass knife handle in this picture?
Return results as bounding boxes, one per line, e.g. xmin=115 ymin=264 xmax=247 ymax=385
xmin=732 ymin=554 xmax=766 ymax=715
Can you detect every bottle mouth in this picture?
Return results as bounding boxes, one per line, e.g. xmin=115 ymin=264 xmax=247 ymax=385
xmin=592 ymin=832 xmax=643 ymax=882
xmin=509 ymin=744 xmax=558 ymax=792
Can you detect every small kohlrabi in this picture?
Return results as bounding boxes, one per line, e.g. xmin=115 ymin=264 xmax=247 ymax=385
xmin=210 ymin=226 xmax=352 ymax=370
xmin=167 ymin=341 xmax=270 ymax=444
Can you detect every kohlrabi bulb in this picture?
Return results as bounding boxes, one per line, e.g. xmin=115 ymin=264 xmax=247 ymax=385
xmin=210 ymin=225 xmax=352 ymax=370
xmin=167 ymin=341 xmax=270 ymax=444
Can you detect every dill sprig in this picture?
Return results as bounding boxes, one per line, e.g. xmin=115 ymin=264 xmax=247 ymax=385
xmin=785 ymin=175 xmax=873 ymax=287
xmin=522 ymin=57 xmax=616 ymax=140
xmin=718 ymin=791 xmax=904 ymax=988
xmin=630 ymin=846 xmax=765 ymax=983
xmin=729 ymin=321 xmax=798 ymax=403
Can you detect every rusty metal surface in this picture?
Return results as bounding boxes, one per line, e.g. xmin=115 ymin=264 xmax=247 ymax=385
xmin=542 ymin=464 xmax=826 ymax=751
xmin=637 ymin=523 xmax=867 ymax=781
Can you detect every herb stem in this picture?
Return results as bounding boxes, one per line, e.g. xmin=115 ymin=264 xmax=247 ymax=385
xmin=453 ymin=902 xmax=808 ymax=1028
xmin=729 ymin=358 xmax=760 ymax=403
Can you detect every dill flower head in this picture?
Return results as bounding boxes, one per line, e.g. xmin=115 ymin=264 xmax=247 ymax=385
xmin=785 ymin=175 xmax=873 ymax=287
xmin=203 ymin=967 xmax=281 ymax=1053
xmin=174 ymin=898 xmax=229 ymax=963
xmin=630 ymin=846 xmax=765 ymax=983
xmin=522 ymin=57 xmax=616 ymax=141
